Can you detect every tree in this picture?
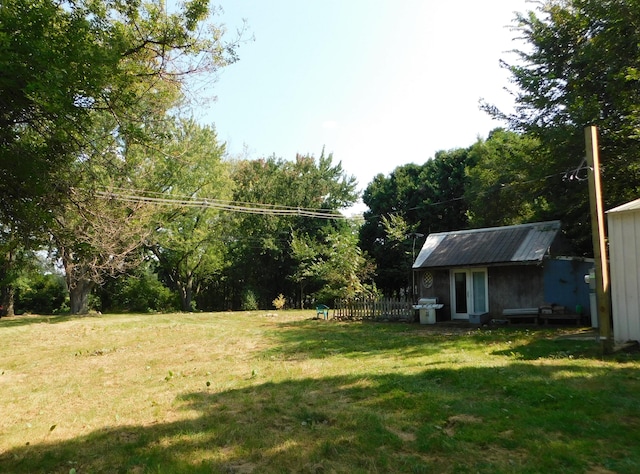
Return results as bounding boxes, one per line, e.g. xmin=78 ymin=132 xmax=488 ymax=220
xmin=50 ymin=187 xmax=152 ymax=314
xmin=465 ymin=129 xmax=547 ymax=228
xmin=290 ymin=222 xmax=376 ymax=306
xmin=226 ymin=152 xmax=359 ymax=309
xmin=0 ymin=1 xmax=239 ymax=313
xmin=145 ymin=120 xmax=232 ymax=312
xmin=0 ymin=0 xmax=238 ymax=232
xmin=360 ymin=149 xmax=472 ymax=296
xmin=0 ymin=225 xmax=39 ymax=316
xmin=483 ymin=0 xmax=640 ymax=253
xmin=46 ymin=110 xmax=159 ymax=314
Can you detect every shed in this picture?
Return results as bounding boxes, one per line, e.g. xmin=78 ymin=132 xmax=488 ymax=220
xmin=607 ymin=198 xmax=640 ymax=342
xmin=412 ymin=221 xmax=592 ymax=322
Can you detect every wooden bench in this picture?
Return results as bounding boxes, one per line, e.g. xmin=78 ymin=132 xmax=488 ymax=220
xmin=539 ymin=305 xmax=582 ymax=326
xmin=502 ymin=306 xmax=583 ymax=326
xmin=539 ymin=314 xmax=581 ymax=325
xmin=502 ymin=308 xmax=539 ymax=325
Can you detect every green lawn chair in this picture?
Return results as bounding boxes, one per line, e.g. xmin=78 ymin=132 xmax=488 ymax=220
xmin=316 ymin=304 xmax=330 ymax=320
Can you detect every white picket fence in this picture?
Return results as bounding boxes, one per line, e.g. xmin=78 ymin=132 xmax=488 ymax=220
xmin=333 ymin=297 xmax=415 ymax=322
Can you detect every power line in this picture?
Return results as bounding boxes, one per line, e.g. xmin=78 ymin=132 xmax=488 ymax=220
xmin=89 ymin=160 xmax=591 ymax=224
xmin=89 ymin=187 xmax=348 ymax=220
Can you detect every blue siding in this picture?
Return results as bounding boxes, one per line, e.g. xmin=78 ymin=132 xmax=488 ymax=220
xmin=543 ymin=259 xmax=593 ymax=314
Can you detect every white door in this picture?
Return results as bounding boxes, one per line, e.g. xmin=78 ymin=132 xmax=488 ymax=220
xmin=451 ymin=269 xmax=488 ymax=319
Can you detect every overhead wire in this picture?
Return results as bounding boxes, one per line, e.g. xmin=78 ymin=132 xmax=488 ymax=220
xmin=89 ymin=186 xmax=348 ymax=220
xmin=88 ymin=158 xmax=593 ymax=223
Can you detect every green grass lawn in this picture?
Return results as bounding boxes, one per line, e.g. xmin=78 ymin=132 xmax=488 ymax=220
xmin=1 ymin=311 xmax=639 ymax=473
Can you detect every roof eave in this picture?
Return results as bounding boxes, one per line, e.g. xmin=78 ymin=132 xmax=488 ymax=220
xmin=414 ymin=259 xmax=547 ymax=270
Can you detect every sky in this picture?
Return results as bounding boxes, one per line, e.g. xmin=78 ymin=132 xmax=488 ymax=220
xmin=195 ymin=0 xmax=533 ymax=212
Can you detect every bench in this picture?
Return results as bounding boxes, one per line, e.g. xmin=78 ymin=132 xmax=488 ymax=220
xmin=502 ymin=306 xmax=583 ymax=326
xmin=539 ymin=304 xmax=582 ymax=326
xmin=316 ymin=304 xmax=330 ymax=320
xmin=539 ymin=307 xmax=582 ymax=326
xmin=539 ymin=313 xmax=582 ymax=325
xmin=502 ymin=308 xmax=539 ymax=325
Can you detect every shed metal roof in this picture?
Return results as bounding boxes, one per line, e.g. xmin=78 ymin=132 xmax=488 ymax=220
xmin=607 ymin=197 xmax=640 ymax=214
xmin=412 ymin=221 xmax=561 ymax=269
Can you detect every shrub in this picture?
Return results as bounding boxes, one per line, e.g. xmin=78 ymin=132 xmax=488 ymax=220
xmin=241 ymin=289 xmax=259 ymax=310
xmin=272 ymin=294 xmax=286 ymax=310
xmin=16 ymin=273 xmax=68 ymax=314
xmin=99 ymin=269 xmax=177 ymax=313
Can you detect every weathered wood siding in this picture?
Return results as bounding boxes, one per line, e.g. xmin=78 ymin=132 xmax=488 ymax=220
xmin=417 ymin=266 xmax=544 ymax=320
xmin=608 ymin=206 xmax=640 ymax=342
xmin=488 ymin=266 xmax=544 ymax=317
xmin=417 ymin=269 xmax=450 ymax=320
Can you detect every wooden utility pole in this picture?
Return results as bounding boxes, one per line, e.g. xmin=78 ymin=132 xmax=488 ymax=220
xmin=584 ymin=125 xmax=613 ymax=352
xmin=408 ymin=232 xmax=424 ymax=303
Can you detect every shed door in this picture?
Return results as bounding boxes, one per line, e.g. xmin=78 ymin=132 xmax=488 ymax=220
xmin=451 ymin=269 xmax=488 ymax=319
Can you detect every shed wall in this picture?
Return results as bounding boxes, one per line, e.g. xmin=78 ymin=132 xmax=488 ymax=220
xmin=543 ymin=259 xmax=593 ymax=315
xmin=418 ymin=269 xmax=451 ymax=320
xmin=488 ymin=266 xmax=544 ymax=317
xmin=608 ymin=209 xmax=640 ymax=342
xmin=418 ymin=266 xmax=544 ymax=320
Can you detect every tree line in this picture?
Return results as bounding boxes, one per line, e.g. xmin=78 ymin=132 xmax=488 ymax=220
xmin=2 ymin=0 xmax=640 ymax=315
xmin=361 ymin=0 xmax=640 ymax=296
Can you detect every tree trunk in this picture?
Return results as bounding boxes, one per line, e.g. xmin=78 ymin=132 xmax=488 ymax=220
xmin=69 ymin=279 xmax=94 ymax=315
xmin=299 ymin=282 xmax=306 ymax=309
xmin=1 ymin=285 xmax=15 ymax=316
xmin=1 ymin=244 xmax=16 ymax=316
xmin=178 ymin=277 xmax=194 ymax=312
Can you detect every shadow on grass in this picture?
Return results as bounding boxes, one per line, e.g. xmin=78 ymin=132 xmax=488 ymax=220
xmin=0 ymin=313 xmax=94 ymax=328
xmin=490 ymin=333 xmax=640 ymax=362
xmin=263 ymin=319 xmax=616 ymax=364
xmin=3 ymin=362 xmax=640 ymax=473
xmin=262 ymin=319 xmax=474 ymax=361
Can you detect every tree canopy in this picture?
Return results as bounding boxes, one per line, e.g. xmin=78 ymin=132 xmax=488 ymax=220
xmin=484 ymin=0 xmax=640 ymax=253
xmin=360 ymin=148 xmax=473 ymax=296
xmin=224 ymin=152 xmax=360 ymax=309
xmin=465 ymin=129 xmax=547 ymax=228
xmin=0 ymin=0 xmax=237 ymax=233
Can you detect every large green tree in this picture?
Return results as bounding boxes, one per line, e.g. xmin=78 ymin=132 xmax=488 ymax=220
xmin=0 ymin=0 xmax=236 ymax=231
xmin=360 ymin=148 xmax=472 ymax=296
xmin=226 ymin=152 xmax=359 ymax=309
xmin=465 ymin=129 xmax=548 ymax=228
xmin=51 ymin=187 xmax=151 ymax=315
xmin=484 ymin=0 xmax=640 ymax=253
xmin=47 ymin=112 xmax=156 ymax=314
xmin=1 ymin=0 xmax=238 ymax=313
xmin=146 ymin=120 xmax=232 ymax=312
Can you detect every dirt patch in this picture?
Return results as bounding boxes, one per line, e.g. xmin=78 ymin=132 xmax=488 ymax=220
xmin=223 ymin=462 xmax=256 ymax=473
xmin=586 ymin=466 xmax=618 ymax=474
xmin=443 ymin=414 xmax=483 ymax=437
xmin=387 ymin=426 xmax=417 ymax=442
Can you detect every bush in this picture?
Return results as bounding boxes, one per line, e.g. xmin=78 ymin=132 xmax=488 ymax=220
xmin=241 ymin=289 xmax=259 ymax=310
xmin=16 ymin=273 xmax=68 ymax=315
xmin=100 ymin=270 xmax=177 ymax=313
xmin=272 ymin=294 xmax=286 ymax=310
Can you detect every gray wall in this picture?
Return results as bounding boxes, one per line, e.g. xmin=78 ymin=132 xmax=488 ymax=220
xmin=488 ymin=265 xmax=544 ymax=317
xmin=418 ymin=269 xmax=450 ymax=321
xmin=417 ymin=265 xmax=544 ymax=320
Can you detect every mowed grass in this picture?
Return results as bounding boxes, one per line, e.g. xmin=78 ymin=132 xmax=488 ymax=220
xmin=1 ymin=312 xmax=640 ymax=473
